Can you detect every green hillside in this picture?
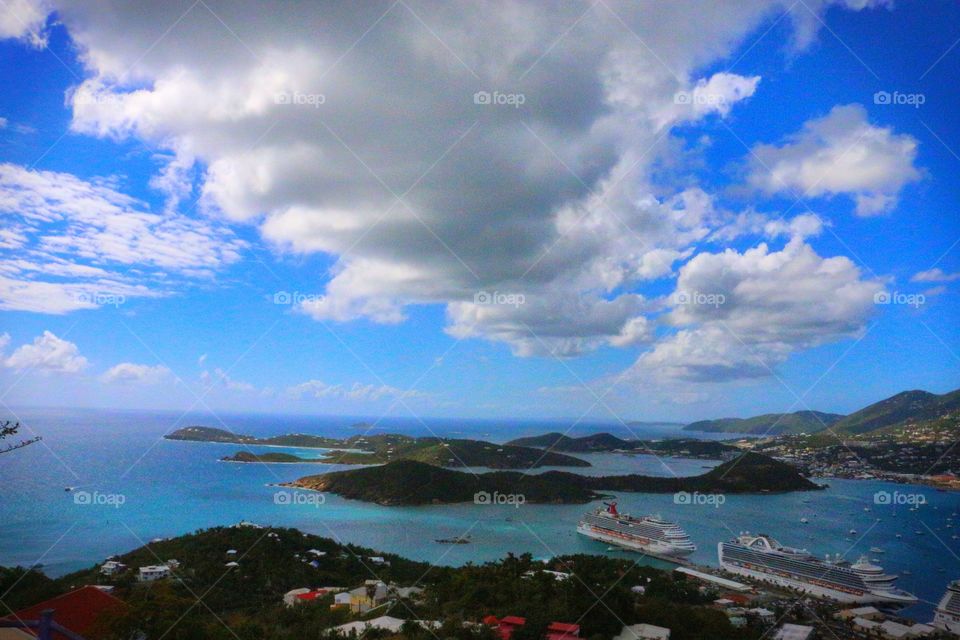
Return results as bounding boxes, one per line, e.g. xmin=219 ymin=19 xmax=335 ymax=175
xmin=683 ymin=411 xmax=843 ymax=435
xmin=832 ymin=388 xmax=960 ymax=435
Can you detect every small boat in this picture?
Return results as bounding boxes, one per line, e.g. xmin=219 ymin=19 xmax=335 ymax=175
xmin=864 ymin=507 xmax=871 ymax=512
xmin=849 ymin=529 xmax=857 ymax=535
xmin=903 ymin=570 xmax=912 ymax=576
xmin=870 ymin=547 xmax=885 ymax=554
xmin=64 ymin=486 xmax=75 ymax=492
xmin=435 ymin=535 xmax=472 ymax=544
xmin=800 ymin=518 xmax=808 ymax=524
xmin=915 ymin=531 xmax=924 ymax=535
xmin=895 ymin=534 xmax=903 ymax=539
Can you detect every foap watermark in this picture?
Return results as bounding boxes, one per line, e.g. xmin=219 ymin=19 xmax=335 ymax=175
xmin=673 ymin=91 xmax=729 ymax=108
xmin=73 ymin=491 xmax=126 ymax=509
xmin=275 ymin=91 xmax=326 ymax=108
xmin=273 ymin=291 xmax=324 ymax=305
xmin=473 ymin=91 xmax=526 ymax=108
xmin=673 ymin=290 xmax=725 ymax=308
xmin=874 ymin=291 xmax=925 ymax=308
xmin=874 ymin=490 xmax=926 ymax=507
xmin=474 ymin=290 xmax=525 ymax=308
xmin=873 ymin=91 xmax=925 ymax=109
xmin=76 ymin=291 xmax=126 ymax=307
xmin=274 ymin=490 xmax=326 ymax=508
xmin=674 ymin=491 xmax=726 ymax=508
xmin=474 ymin=490 xmax=525 ymax=508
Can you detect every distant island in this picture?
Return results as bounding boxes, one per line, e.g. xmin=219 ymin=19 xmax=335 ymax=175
xmin=682 ymin=411 xmax=843 ymax=435
xmin=169 ymin=427 xmax=591 ymax=469
xmin=221 ymin=451 xmax=322 ymax=463
xmin=506 ymin=432 xmax=737 ymax=459
xmin=284 ymin=453 xmax=821 ymax=506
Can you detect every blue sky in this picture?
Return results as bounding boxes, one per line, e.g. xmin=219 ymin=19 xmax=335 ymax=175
xmin=0 ymin=0 xmax=957 ymax=423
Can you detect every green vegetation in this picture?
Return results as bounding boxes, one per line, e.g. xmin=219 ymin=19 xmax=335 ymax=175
xmin=169 ymin=428 xmax=590 ymax=469
xmin=221 ymin=451 xmax=323 ymax=463
xmin=831 ymin=388 xmax=960 ymax=435
xmin=505 ymin=433 xmax=737 ymax=458
xmin=5 ymin=526 xmax=758 ymax=640
xmin=165 ymin=426 xmax=349 ymax=448
xmin=683 ymin=411 xmax=843 ymax=435
xmin=287 ymin=453 xmax=820 ymax=505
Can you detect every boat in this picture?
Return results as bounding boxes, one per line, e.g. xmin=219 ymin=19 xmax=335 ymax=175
xmin=849 ymin=529 xmax=857 ymax=535
xmin=577 ymin=502 xmax=695 ymax=562
xmin=933 ymin=580 xmax=960 ymax=635
xmin=870 ymin=547 xmax=885 ymax=554
xmin=718 ymin=533 xmax=917 ymax=605
xmin=435 ymin=535 xmax=471 ymax=544
xmin=800 ymin=518 xmax=808 ymax=524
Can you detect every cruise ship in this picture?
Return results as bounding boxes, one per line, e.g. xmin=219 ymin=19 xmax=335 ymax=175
xmin=933 ymin=580 xmax=960 ymax=634
xmin=576 ymin=502 xmax=696 ymax=561
xmin=718 ymin=534 xmax=917 ymax=605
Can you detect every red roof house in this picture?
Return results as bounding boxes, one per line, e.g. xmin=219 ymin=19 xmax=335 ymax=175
xmin=486 ymin=616 xmax=527 ymax=640
xmin=2 ymin=586 xmax=126 ymax=639
xmin=545 ymin=622 xmax=580 ymax=640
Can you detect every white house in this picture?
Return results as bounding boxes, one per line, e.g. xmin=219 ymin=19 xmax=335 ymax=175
xmin=100 ymin=560 xmax=126 ymax=575
xmin=331 ymin=616 xmax=438 ymax=636
xmin=614 ymin=623 xmax=671 ymax=640
xmin=333 ymin=592 xmax=352 ymax=607
xmin=137 ymin=565 xmax=171 ymax=581
xmin=284 ymin=588 xmax=311 ymax=606
xmin=773 ymin=624 xmax=814 ymax=640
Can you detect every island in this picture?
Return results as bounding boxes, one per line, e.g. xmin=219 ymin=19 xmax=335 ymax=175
xmin=283 ymin=453 xmax=822 ymax=506
xmin=220 ymin=451 xmax=323 ymax=463
xmin=169 ymin=427 xmax=591 ymax=469
xmin=506 ymin=432 xmax=738 ymax=459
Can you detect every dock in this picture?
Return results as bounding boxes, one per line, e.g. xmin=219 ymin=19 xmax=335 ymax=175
xmin=674 ymin=567 xmax=752 ymax=592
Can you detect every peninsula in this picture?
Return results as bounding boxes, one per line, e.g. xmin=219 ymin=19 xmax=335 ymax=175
xmin=284 ymin=452 xmax=821 ymax=506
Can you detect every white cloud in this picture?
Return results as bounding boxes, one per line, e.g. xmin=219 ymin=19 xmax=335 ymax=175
xmin=102 ymin=362 xmax=171 ymax=384
xmin=286 ymin=379 xmax=426 ymax=402
xmin=0 ymin=0 xmax=891 ymax=386
xmin=912 ymin=268 xmax=960 ymax=283
xmin=4 ymin=331 xmax=88 ymax=373
xmin=628 ymin=237 xmax=884 ymax=382
xmin=0 ymin=0 xmax=49 ymax=48
xmin=0 ymin=163 xmax=246 ymax=313
xmin=747 ymin=104 xmax=921 ymax=216
xmin=200 ymin=368 xmax=256 ymax=394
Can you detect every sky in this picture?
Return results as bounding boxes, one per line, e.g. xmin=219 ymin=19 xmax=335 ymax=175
xmin=0 ymin=0 xmax=958 ymax=424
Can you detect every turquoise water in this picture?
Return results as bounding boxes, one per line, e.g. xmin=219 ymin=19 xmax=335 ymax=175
xmin=2 ymin=407 xmax=957 ymax=623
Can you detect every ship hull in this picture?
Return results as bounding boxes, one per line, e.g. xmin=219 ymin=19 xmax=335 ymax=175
xmin=718 ymin=545 xmax=916 ymax=605
xmin=577 ymin=523 xmax=694 ymax=563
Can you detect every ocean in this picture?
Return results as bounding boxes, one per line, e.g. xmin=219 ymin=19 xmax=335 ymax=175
xmin=1 ymin=406 xmax=956 ymax=623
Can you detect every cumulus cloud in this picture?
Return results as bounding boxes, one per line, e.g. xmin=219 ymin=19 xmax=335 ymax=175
xmin=0 ymin=0 xmax=891 ymax=387
xmin=4 ymin=331 xmax=88 ymax=373
xmin=747 ymin=104 xmax=921 ymax=216
xmin=0 ymin=163 xmax=246 ymax=313
xmin=629 ymin=236 xmax=884 ymax=382
xmin=101 ymin=362 xmax=172 ymax=384
xmin=0 ymin=0 xmax=49 ymax=47
xmin=912 ymin=268 xmax=960 ymax=283
xmin=46 ymin=0 xmax=892 ymax=357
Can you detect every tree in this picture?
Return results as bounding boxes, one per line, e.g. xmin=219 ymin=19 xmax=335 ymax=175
xmin=0 ymin=421 xmax=40 ymax=455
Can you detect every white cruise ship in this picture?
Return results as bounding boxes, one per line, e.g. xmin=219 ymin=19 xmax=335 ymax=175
xmin=577 ymin=502 xmax=696 ymax=561
xmin=718 ymin=533 xmax=916 ymax=605
xmin=933 ymin=580 xmax=960 ymax=634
